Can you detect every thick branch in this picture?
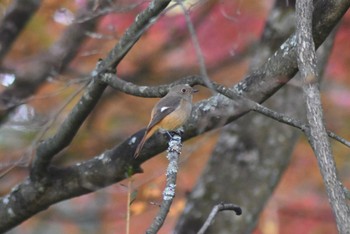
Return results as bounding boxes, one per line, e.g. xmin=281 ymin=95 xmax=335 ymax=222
xmin=95 ymin=0 xmax=172 ymax=74
xmin=31 ymin=77 xmax=107 ymax=180
xmin=0 ymin=0 xmax=172 ymax=231
xmin=30 ymin=0 xmax=172 ymax=180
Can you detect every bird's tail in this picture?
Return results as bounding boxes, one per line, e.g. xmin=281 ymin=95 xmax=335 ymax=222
xmin=134 ymin=127 xmax=156 ymax=158
xmin=134 ymin=133 xmax=147 ymax=158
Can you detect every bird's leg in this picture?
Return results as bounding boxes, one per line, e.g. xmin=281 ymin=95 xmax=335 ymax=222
xmin=165 ymin=130 xmax=173 ymax=139
xmin=166 ymin=127 xmax=184 ymax=139
xmin=167 ymin=133 xmax=182 ymax=154
xmin=165 ymin=127 xmax=184 ymax=154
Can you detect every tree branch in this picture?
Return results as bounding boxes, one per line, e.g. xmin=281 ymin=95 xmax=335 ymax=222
xmin=31 ymin=75 xmax=106 ymax=181
xmin=30 ymin=0 xmax=172 ymax=181
xmin=197 ymin=203 xmax=242 ymax=234
xmin=0 ymin=0 xmax=173 ymax=231
xmin=94 ymin=0 xmax=172 ymax=74
xmin=175 ymin=0 xmax=214 ymax=93
xmin=251 ymin=101 xmax=350 ymax=148
xmin=101 ymin=74 xmax=202 ymax=97
xmin=235 ymin=0 xmax=349 ymax=103
xmin=296 ymin=0 xmax=350 ymax=232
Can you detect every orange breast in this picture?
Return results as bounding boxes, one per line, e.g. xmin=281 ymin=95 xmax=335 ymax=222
xmin=155 ymin=99 xmax=191 ymax=131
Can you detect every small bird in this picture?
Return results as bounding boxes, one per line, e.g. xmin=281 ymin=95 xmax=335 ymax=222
xmin=134 ymin=84 xmax=197 ymax=158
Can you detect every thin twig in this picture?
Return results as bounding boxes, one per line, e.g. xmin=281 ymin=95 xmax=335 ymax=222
xmin=176 ymin=0 xmax=215 ymax=93
xmin=206 ymin=80 xmax=350 ymax=149
xmin=197 ymin=203 xmax=242 ymax=234
xmin=250 ymin=102 xmax=350 ymax=148
xmin=146 ymin=133 xmax=182 ymax=234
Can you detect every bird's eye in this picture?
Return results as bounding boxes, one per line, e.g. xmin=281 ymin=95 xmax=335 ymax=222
xmin=181 ymin=88 xmax=186 ymax=93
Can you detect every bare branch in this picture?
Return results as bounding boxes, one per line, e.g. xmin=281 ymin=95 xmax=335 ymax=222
xmin=235 ymin=0 xmax=350 ymax=103
xmin=296 ymin=0 xmax=350 ymax=232
xmin=94 ymin=0 xmax=172 ymax=74
xmin=251 ymin=102 xmax=350 ymax=148
xmin=31 ymin=76 xmax=106 ymax=181
xmin=198 ymin=203 xmax=242 ymax=234
xmin=101 ymin=74 xmax=203 ymax=97
xmin=0 ymin=0 xmax=173 ymax=231
xmin=30 ymin=0 xmax=173 ymax=181
xmin=175 ymin=0 xmax=215 ymax=93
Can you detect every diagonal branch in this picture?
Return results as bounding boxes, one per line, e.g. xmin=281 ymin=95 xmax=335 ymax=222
xmin=30 ymin=0 xmax=172 ymax=180
xmin=234 ymin=0 xmax=350 ymax=103
xmin=95 ymin=0 xmax=172 ymax=74
xmin=0 ymin=0 xmax=173 ymax=231
xmin=30 ymin=75 xmax=106 ymax=181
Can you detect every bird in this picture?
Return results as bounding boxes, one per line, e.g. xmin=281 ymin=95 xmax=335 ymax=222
xmin=134 ymin=84 xmax=197 ymax=158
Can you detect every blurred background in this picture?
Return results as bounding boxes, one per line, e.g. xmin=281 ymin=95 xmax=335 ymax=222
xmin=1 ymin=0 xmax=350 ymax=233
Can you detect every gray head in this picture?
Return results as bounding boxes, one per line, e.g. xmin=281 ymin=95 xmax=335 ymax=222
xmin=167 ymin=84 xmax=197 ymax=101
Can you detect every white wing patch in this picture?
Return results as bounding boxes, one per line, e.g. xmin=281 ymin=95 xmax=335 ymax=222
xmin=160 ymin=106 xmax=170 ymax=112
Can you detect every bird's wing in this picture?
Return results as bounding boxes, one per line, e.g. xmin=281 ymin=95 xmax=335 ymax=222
xmin=147 ymin=95 xmax=181 ymax=130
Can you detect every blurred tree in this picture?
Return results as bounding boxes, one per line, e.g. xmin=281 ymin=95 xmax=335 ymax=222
xmin=0 ymin=0 xmax=350 ymax=233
